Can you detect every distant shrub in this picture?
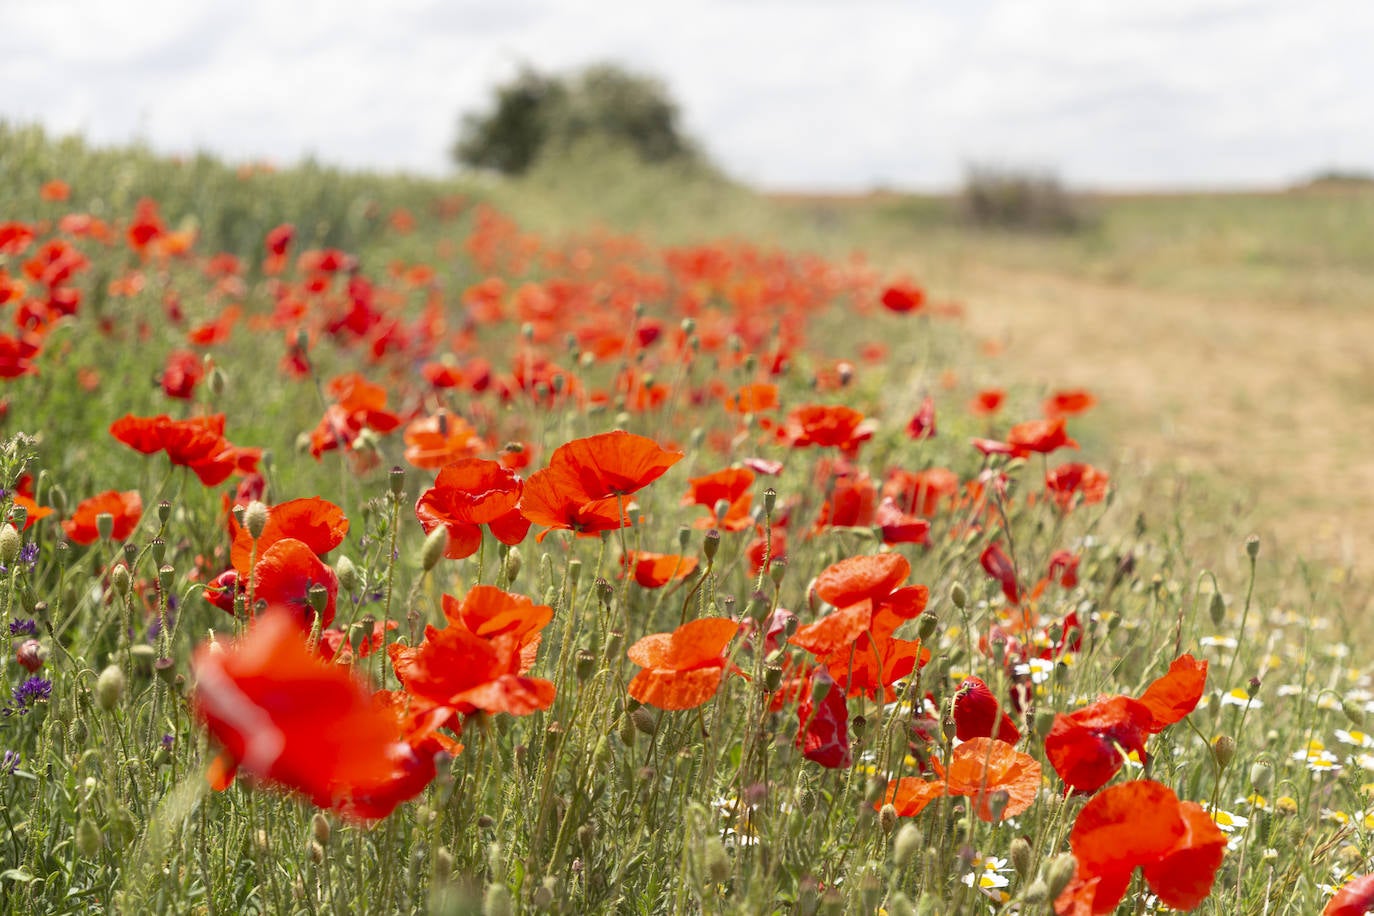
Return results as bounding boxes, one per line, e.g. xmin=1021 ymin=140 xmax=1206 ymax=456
xmin=959 ymin=165 xmax=1087 ymax=233
xmin=453 ymin=63 xmax=705 ymax=176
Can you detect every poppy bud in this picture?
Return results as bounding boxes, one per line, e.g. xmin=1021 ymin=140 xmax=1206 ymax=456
xmin=1021 ymin=879 xmax=1050 ymax=905
xmin=96 ymin=512 xmax=115 ymax=542
xmin=878 ymin=803 xmax=898 ymax=835
xmin=1343 ymin=698 xmax=1367 ymax=728
xmin=1212 ymin=735 xmax=1237 ymax=770
xmin=630 ymin=706 xmax=657 ymax=736
xmin=503 ymin=546 xmax=521 ymax=583
xmin=243 ymin=501 xmax=269 ymax=539
xmin=16 ymin=639 xmax=46 ymax=672
xmin=892 ymin=822 xmax=921 ymax=868
xmin=335 ymin=555 xmax=359 ymax=593
xmin=69 ymin=717 xmax=89 ymax=746
xmin=950 ymin=582 xmax=968 ymax=610
xmin=96 ymin=664 xmax=126 ymax=711
xmin=703 ymin=529 xmax=720 ymax=562
xmin=1208 ymin=590 xmax=1226 ymax=627
xmin=311 ymin=812 xmax=330 ymax=845
xmin=1045 ymin=853 xmax=1077 ymax=900
xmin=482 ymin=882 xmax=514 ymax=916
xmin=1010 ymin=836 xmax=1033 ymax=878
xmin=207 ymin=365 xmax=226 ymax=398
xmin=567 ymin=559 xmax=583 ymax=587
xmin=435 ymin=846 xmax=453 ymax=882
xmin=886 ymin=892 xmax=916 ymax=916
xmin=703 ymin=836 xmax=730 ymax=885
xmin=420 ymin=527 xmax=447 ymax=572
xmin=75 ymin=817 xmax=104 ymax=858
xmin=1249 ymin=760 xmax=1272 ymax=792
xmin=532 ymin=877 xmax=557 ymax=911
xmin=0 ymin=523 xmax=19 ymax=565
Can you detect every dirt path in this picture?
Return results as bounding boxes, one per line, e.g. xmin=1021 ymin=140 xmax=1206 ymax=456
xmin=941 ymin=264 xmax=1374 ymax=595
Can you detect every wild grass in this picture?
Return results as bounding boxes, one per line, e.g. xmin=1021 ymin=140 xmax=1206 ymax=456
xmin=0 ymin=125 xmax=1370 ymax=915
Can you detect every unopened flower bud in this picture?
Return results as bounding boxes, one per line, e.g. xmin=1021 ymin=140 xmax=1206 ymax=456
xmin=1343 ymin=698 xmax=1367 ymax=728
xmin=893 ymin=822 xmax=921 ymax=868
xmin=1045 ymin=853 xmax=1077 ymax=900
xmin=1212 ymin=735 xmax=1237 ymax=770
xmin=950 ymin=582 xmax=968 ymax=610
xmin=76 ymin=817 xmax=104 ymax=858
xmin=96 ymin=664 xmax=126 ymax=711
xmin=1245 ymin=535 xmax=1260 ymax=560
xmin=770 ymin=560 xmax=786 ymax=586
xmin=421 ymin=527 xmax=448 ymax=572
xmin=1010 ymin=836 xmax=1034 ymax=878
xmin=311 ymin=812 xmax=331 ymax=845
xmin=1209 ymin=590 xmax=1226 ymax=627
xmin=482 ymin=882 xmax=514 ymax=916
xmin=879 ymin=803 xmax=898 ymax=835
xmin=630 ymin=706 xmax=657 ymax=736
xmin=335 ymin=555 xmax=359 ymax=592
xmin=1021 ymin=879 xmax=1050 ymax=905
xmin=16 ymin=639 xmax=46 ymax=672
xmin=503 ymin=546 xmax=522 ymax=582
xmin=0 ymin=524 xmax=19 ymax=565
xmin=96 ymin=512 xmax=115 ymax=542
xmin=1249 ymin=760 xmax=1272 ymax=792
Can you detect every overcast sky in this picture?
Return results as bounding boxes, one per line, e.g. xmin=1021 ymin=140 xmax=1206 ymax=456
xmin=4 ymin=0 xmax=1371 ymax=191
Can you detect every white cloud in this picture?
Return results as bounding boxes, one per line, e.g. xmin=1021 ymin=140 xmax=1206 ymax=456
xmin=2 ymin=0 xmax=1372 ymax=189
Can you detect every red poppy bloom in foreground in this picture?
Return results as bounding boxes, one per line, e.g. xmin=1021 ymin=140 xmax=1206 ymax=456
xmin=62 ymin=490 xmax=143 ymax=544
xmin=627 ymin=617 xmax=740 ymax=710
xmin=110 ymin=413 xmax=259 ymax=486
xmin=878 ymin=738 xmax=1040 ymax=823
xmin=1055 ymin=780 xmax=1225 ymax=915
xmin=192 ymin=609 xmax=438 ymax=820
xmin=953 ymin=676 xmax=1021 ymax=744
xmin=1325 ymin=874 xmax=1374 ymax=916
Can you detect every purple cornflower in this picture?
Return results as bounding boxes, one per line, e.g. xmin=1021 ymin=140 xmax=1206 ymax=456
xmin=8 ymin=619 xmax=37 ymax=637
xmin=1 ymin=750 xmax=18 ymax=775
xmin=11 ymin=676 xmax=51 ymax=714
xmin=19 ymin=542 xmax=38 ymax=568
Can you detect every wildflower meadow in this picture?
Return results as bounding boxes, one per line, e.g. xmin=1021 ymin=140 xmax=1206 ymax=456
xmin=2 ymin=124 xmax=1373 ymax=915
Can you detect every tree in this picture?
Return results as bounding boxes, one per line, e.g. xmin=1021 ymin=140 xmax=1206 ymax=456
xmin=453 ymin=63 xmax=701 ymax=175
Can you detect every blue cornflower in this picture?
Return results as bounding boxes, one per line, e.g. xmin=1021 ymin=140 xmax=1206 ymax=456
xmin=11 ymin=676 xmax=52 ymax=714
xmin=8 ymin=619 xmax=37 ymax=637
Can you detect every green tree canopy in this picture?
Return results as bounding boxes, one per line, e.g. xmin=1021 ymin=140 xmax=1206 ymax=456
xmin=453 ymin=63 xmax=703 ymax=175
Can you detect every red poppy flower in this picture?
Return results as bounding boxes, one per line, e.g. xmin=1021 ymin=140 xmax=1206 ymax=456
xmin=797 ymin=666 xmax=851 ymax=768
xmin=230 ymin=496 xmax=349 ymax=575
xmin=12 ymin=475 xmax=53 ymax=530
xmin=161 ymin=349 xmax=205 ymax=400
xmin=682 ymin=467 xmax=755 ymax=532
xmin=724 ymin=383 xmax=778 ymax=414
xmin=388 ymin=625 xmax=555 ymax=718
xmin=882 ymin=467 xmax=960 ymax=517
xmin=877 ymin=738 xmax=1039 ymax=822
xmin=519 ymin=431 xmax=681 ymax=538
xmin=1325 ymin=874 xmax=1374 ymax=916
xmin=40 ymin=180 xmax=70 ymax=202
xmin=415 ymin=459 xmax=530 ymax=559
xmin=192 ymin=609 xmax=435 ymax=820
xmin=62 ymin=490 xmax=142 ymax=544
xmin=440 ymin=585 xmax=552 ymax=672
xmin=1043 ymin=389 xmax=1097 ymax=419
xmin=874 ymin=498 xmax=930 ymax=546
xmin=953 ymin=676 xmax=1021 ymax=744
xmin=109 ymin=413 xmax=258 ymax=486
xmin=906 ymin=396 xmax=937 ymax=440
xmin=1044 ymin=696 xmax=1153 ymax=793
xmin=1136 ymin=654 xmax=1207 ymax=733
xmin=980 ymin=543 xmax=1021 ymax=605
xmin=627 ymin=617 xmax=739 ymax=710
xmin=403 ymin=412 xmax=488 ymax=470
xmin=1055 ymin=780 xmax=1225 ymax=914
xmin=1007 ymin=417 xmax=1079 ymax=456
xmin=0 ymin=223 xmax=36 ymax=257
xmin=1045 ymin=463 xmax=1110 ymax=510
xmin=970 ymin=388 xmax=1006 ymax=416
xmin=250 ymin=538 xmax=339 ymax=629
xmin=623 ymin=551 xmax=699 ymax=589
xmin=880 ymin=282 xmax=925 ymax=314
xmin=1047 ymin=550 xmax=1080 ymax=588
xmin=783 ymin=404 xmax=873 ymax=454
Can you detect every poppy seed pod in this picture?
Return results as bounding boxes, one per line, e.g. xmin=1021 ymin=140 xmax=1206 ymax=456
xmin=243 ymin=501 xmax=269 ymax=539
xmin=95 ymin=512 xmax=115 ymax=542
xmin=703 ymin=529 xmax=720 ymax=562
xmin=1212 ymin=735 xmax=1237 ymax=770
